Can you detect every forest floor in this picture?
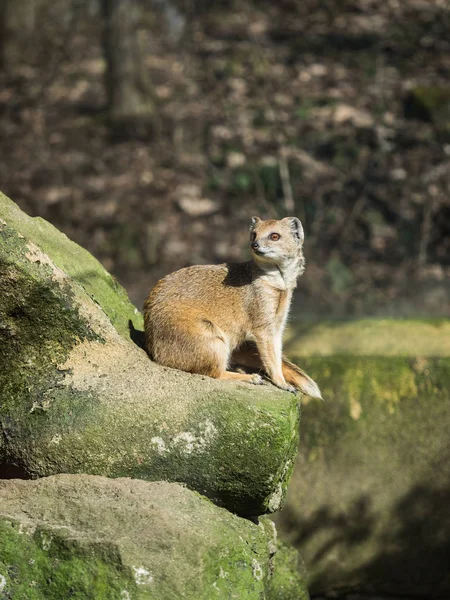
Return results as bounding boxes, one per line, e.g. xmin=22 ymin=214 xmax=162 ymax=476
xmin=0 ymin=0 xmax=449 ymax=316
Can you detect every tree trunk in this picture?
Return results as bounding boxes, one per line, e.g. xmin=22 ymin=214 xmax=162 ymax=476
xmin=0 ymin=1 xmax=5 ymax=69
xmin=0 ymin=0 xmax=37 ymax=70
xmin=101 ymin=0 xmax=154 ymax=134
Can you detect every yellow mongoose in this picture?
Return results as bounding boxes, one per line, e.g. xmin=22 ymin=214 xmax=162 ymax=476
xmin=144 ymin=217 xmax=322 ymax=398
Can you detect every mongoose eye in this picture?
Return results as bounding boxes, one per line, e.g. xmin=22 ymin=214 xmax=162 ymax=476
xmin=270 ymin=233 xmax=280 ymax=241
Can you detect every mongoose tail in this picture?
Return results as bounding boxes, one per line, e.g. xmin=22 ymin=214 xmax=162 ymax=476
xmin=231 ymin=342 xmax=322 ymax=400
xmin=280 ymin=357 xmax=323 ymax=400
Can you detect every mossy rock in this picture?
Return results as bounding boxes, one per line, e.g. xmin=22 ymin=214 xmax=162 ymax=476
xmin=284 ymin=318 xmax=450 ymax=357
xmin=0 ymin=191 xmax=300 ymax=516
xmin=266 ymin=542 xmax=309 ymax=600
xmin=0 ymin=475 xmax=277 ymax=599
xmin=0 ymin=191 xmax=141 ymax=340
xmin=274 ymin=318 xmax=450 ymax=597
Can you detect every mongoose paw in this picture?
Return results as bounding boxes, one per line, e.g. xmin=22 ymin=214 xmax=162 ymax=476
xmin=277 ymin=382 xmax=298 ymax=394
xmin=250 ymin=373 xmax=264 ymax=385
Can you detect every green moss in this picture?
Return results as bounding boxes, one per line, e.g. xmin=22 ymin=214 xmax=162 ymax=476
xmin=274 ymin=349 xmax=450 ymax=596
xmin=181 ymin=395 xmax=300 ymax=514
xmin=201 ymin=522 xmax=269 ymax=599
xmin=177 ymin=394 xmax=298 ymax=515
xmin=0 ymin=224 xmax=98 ymax=405
xmin=21 ymin=388 xmax=300 ymax=516
xmin=0 ymin=477 xmax=286 ymax=600
xmin=267 ymin=542 xmax=309 ymax=600
xmin=0 ymin=219 xmax=103 ymax=474
xmin=295 ymin=355 xmax=449 ymax=437
xmin=0 ymin=191 xmax=142 ymax=340
xmin=0 ymin=519 xmax=138 ymax=600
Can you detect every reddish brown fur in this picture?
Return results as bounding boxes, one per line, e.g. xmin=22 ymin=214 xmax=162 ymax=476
xmin=143 ymin=217 xmax=321 ymax=398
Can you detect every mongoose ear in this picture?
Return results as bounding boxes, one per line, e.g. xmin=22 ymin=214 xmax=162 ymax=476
xmin=250 ymin=216 xmax=261 ymax=231
xmin=282 ymin=217 xmax=304 ymax=245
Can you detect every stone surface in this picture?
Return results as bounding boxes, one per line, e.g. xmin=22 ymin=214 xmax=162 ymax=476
xmin=0 ymin=474 xmax=278 ymax=599
xmin=284 ymin=317 xmax=450 ymax=357
xmin=266 ymin=542 xmax=309 ymax=600
xmin=0 ymin=191 xmax=300 ymax=516
xmin=274 ymin=318 xmax=450 ymax=597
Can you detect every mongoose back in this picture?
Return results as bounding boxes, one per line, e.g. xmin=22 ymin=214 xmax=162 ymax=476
xmin=144 ymin=217 xmax=321 ymax=398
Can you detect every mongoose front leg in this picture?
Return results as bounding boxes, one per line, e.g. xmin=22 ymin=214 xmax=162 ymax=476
xmin=254 ymin=331 xmax=297 ymax=394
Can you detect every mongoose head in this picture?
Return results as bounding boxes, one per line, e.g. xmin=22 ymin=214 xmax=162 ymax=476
xmin=249 ymin=217 xmax=304 ymax=269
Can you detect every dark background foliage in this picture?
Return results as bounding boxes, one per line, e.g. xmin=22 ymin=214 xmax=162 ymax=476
xmin=1 ymin=0 xmax=449 ymax=316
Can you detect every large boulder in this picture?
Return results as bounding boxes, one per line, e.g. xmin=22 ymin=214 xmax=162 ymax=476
xmin=274 ymin=319 xmax=450 ymax=597
xmin=0 ymin=192 xmax=300 ymax=517
xmin=0 ymin=474 xmax=303 ymax=600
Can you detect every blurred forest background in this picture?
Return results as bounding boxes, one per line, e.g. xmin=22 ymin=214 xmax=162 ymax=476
xmin=0 ymin=0 xmax=449 ymax=317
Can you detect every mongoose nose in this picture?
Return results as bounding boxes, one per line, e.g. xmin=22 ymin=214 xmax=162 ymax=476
xmin=251 ymin=241 xmax=259 ymax=250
